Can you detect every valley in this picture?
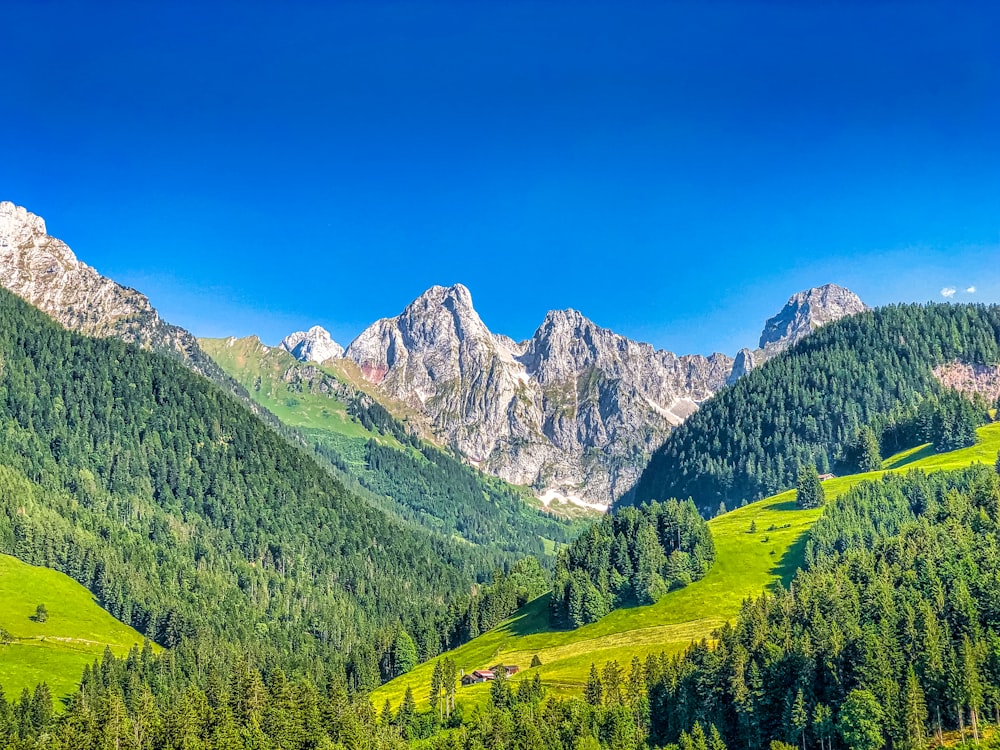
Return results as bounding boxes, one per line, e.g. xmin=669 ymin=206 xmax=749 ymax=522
xmin=0 ymin=201 xmax=998 ymax=749
xmin=371 ymin=422 xmax=1000 ymax=712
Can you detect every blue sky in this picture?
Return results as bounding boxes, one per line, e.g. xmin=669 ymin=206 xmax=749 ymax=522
xmin=3 ymin=1 xmax=998 ymax=354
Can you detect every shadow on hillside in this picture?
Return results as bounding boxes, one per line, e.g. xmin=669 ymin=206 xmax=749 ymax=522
xmin=506 ymin=593 xmax=560 ymax=637
xmin=882 ymin=443 xmax=936 ymax=471
xmin=769 ymin=499 xmax=798 ymax=512
xmin=769 ymin=531 xmax=810 ymax=591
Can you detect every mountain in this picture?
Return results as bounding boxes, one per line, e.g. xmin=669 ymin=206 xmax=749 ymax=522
xmin=631 ymin=302 xmax=1000 ymax=513
xmin=758 ymin=283 xmax=868 ymax=353
xmin=337 ymin=284 xmax=735 ymax=509
xmin=0 ymin=283 xmax=497 ymax=691
xmin=200 ymin=334 xmax=585 ymax=561
xmin=286 ymin=282 xmax=864 ymax=509
xmin=281 ymin=325 xmax=345 ymax=362
xmin=0 ymin=201 xmax=225 ymax=382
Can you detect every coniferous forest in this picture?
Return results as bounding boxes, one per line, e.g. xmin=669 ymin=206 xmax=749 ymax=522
xmin=632 ymin=303 xmax=999 ymax=513
xmin=550 ymin=499 xmax=715 ymax=628
xmin=0 ymin=287 xmax=512 ymax=692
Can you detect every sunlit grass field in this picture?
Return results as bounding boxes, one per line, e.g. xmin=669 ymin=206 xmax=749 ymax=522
xmin=0 ymin=554 xmax=149 ymax=704
xmin=372 ymin=422 xmax=1000 ymax=711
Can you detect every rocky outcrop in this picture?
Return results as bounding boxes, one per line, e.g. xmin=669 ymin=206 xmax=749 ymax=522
xmin=0 ymin=201 xmax=224 ymax=381
xmin=933 ymin=361 xmax=1000 ymax=404
xmin=318 ymin=283 xmax=867 ymax=508
xmin=281 ymin=326 xmax=344 ymax=363
xmin=333 ymin=286 xmax=736 ymax=509
xmin=758 ymin=283 xmax=868 ymax=353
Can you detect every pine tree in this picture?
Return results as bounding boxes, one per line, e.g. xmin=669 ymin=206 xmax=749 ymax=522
xmin=429 ymin=660 xmax=443 ymax=721
xmin=396 ymin=687 xmax=416 ymax=739
xmin=856 ymin=426 xmax=882 ymax=472
xmin=812 ymin=703 xmax=833 ymax=750
xmin=796 ymin=465 xmax=825 ymax=509
xmin=585 ymin=663 xmax=603 ymax=706
xmin=901 ymin=666 xmax=928 ymax=750
xmin=790 ymin=688 xmax=808 ymax=750
xmin=708 ymin=723 xmax=727 ymax=750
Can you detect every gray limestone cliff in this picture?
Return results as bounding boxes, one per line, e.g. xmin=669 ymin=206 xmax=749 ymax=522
xmin=758 ymin=283 xmax=868 ymax=354
xmin=0 ymin=201 xmax=228 ymax=385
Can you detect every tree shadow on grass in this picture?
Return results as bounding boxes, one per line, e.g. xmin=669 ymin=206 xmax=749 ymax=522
xmin=882 ymin=443 xmax=936 ymax=471
xmin=768 ymin=499 xmax=799 ymax=512
xmin=506 ymin=594 xmax=558 ymax=637
xmin=768 ymin=531 xmax=810 ymax=592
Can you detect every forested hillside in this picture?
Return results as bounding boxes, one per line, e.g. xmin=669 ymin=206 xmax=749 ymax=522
xmin=633 ymin=303 xmax=1000 ymax=512
xmin=200 ymin=336 xmax=583 ymax=564
xmin=646 ymin=465 xmax=1000 ymax=750
xmin=0 ymin=287 xmax=504 ymax=692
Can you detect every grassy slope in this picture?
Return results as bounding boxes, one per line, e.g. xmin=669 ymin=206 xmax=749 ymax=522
xmin=0 ymin=554 xmax=149 ymax=703
xmin=199 ymin=336 xmax=397 ymax=446
xmin=372 ymin=422 xmax=1000 ymax=711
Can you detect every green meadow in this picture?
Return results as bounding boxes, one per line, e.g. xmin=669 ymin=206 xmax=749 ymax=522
xmin=199 ymin=336 xmax=399 ymax=446
xmin=0 ymin=554 xmax=149 ymax=704
xmin=372 ymin=422 xmax=1000 ymax=711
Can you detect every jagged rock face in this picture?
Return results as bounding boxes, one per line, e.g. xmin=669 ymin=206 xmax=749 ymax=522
xmin=0 ymin=201 xmax=224 ymax=381
xmin=281 ymin=325 xmax=344 ymax=363
xmin=758 ymin=283 xmax=868 ymax=353
xmin=727 ymin=348 xmax=756 ymax=385
xmin=315 ymin=283 xmax=867 ymax=508
xmin=335 ymin=286 xmax=738 ymax=509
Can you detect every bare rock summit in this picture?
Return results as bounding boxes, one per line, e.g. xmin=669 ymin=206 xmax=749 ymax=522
xmin=281 ymin=325 xmax=344 ymax=363
xmin=0 ymin=201 xmax=223 ymax=380
xmin=758 ymin=283 xmax=868 ymax=353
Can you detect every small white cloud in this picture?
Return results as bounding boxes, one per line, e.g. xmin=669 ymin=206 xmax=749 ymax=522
xmin=966 ymin=286 xmax=976 ymax=294
xmin=941 ymin=287 xmax=957 ymax=298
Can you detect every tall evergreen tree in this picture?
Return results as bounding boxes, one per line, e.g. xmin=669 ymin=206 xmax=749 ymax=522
xmin=795 ymin=466 xmax=825 ymax=509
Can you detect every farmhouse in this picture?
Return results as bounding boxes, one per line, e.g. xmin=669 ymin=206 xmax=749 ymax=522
xmin=490 ymin=664 xmax=520 ymax=677
xmin=818 ymin=473 xmax=836 ymax=481
xmin=460 ymin=669 xmax=495 ymax=686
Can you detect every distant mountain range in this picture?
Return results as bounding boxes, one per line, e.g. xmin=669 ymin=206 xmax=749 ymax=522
xmin=0 ymin=201 xmax=866 ymax=509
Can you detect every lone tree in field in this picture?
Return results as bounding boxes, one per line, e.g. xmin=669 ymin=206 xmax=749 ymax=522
xmin=33 ymin=604 xmax=48 ymax=623
xmin=796 ymin=466 xmax=826 ymax=509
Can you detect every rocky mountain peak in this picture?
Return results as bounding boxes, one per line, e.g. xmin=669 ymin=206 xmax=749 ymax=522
xmin=281 ymin=325 xmax=344 ymax=363
xmin=0 ymin=202 xmax=47 ymax=244
xmin=344 ymin=282 xmax=495 ymax=391
xmin=758 ymin=283 xmax=867 ymax=352
xmin=0 ymin=201 xmax=227 ymax=382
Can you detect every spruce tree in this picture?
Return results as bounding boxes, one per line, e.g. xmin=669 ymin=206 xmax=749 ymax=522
xmin=396 ymin=688 xmax=416 ymax=739
xmin=584 ymin=663 xmax=603 ymax=706
xmin=856 ymin=426 xmax=882 ymax=472
xmin=901 ymin=666 xmax=928 ymax=750
xmin=796 ymin=466 xmax=825 ymax=509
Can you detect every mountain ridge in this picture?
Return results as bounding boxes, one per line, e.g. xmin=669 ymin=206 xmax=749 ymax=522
xmin=283 ymin=282 xmax=865 ymax=508
xmin=0 ymin=201 xmax=866 ymax=510
xmin=0 ymin=201 xmax=226 ymax=383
